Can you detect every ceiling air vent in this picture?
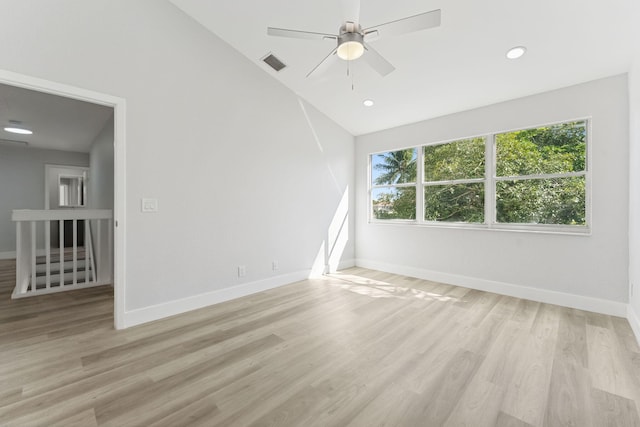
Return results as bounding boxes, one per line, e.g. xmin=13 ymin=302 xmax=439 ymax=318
xmin=262 ymin=53 xmax=286 ymax=72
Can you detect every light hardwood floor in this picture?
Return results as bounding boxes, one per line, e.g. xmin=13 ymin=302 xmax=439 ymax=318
xmin=1 ymin=259 xmax=640 ymax=426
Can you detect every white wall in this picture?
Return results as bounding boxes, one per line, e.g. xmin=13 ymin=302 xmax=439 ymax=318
xmin=627 ymin=0 xmax=640 ymax=340
xmin=356 ymin=75 xmax=629 ymax=315
xmin=0 ymin=0 xmax=354 ymax=325
xmin=88 ymin=114 xmax=115 ymax=282
xmin=0 ymin=144 xmax=89 ymax=255
xmin=88 ymin=114 xmax=114 ymax=211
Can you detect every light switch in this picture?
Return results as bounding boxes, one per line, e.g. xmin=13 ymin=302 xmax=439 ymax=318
xmin=141 ymin=198 xmax=158 ymax=213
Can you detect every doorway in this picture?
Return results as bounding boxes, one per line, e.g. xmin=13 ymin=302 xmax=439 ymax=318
xmin=0 ymin=69 xmax=126 ymax=329
xmin=45 ymin=165 xmax=89 ymax=247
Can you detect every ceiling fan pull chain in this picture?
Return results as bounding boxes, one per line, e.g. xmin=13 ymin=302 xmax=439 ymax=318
xmin=352 ymin=64 xmax=355 ymax=91
xmin=345 ymin=60 xmax=355 ymax=90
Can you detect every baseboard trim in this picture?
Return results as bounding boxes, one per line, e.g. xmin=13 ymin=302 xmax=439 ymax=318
xmin=123 ymin=269 xmax=311 ymax=328
xmin=355 ymin=259 xmax=627 ymax=317
xmin=628 ymin=304 xmax=640 ymax=346
xmin=0 ymin=251 xmax=15 ymax=260
xmin=337 ymin=258 xmax=356 ymax=271
xmin=12 ymin=281 xmax=110 ymax=299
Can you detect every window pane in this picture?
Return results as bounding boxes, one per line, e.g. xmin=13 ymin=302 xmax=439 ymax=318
xmin=372 ymin=187 xmax=416 ymax=220
xmin=424 ymin=183 xmax=485 ymax=223
xmin=496 ymin=176 xmax=586 ymax=225
xmin=371 ymin=149 xmax=417 ymax=185
xmin=496 ymin=121 xmax=586 ymax=177
xmin=424 ymin=137 xmax=485 ymax=181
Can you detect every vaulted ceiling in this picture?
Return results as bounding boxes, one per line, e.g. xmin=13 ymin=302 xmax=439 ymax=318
xmin=1 ymin=1 xmax=634 ymax=150
xmin=169 ymin=0 xmax=634 ymax=135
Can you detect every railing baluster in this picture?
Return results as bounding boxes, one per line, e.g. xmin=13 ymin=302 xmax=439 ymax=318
xmin=89 ymin=220 xmax=97 ymax=282
xmin=72 ymin=219 xmax=77 ymax=285
xmin=45 ymin=220 xmax=51 ymax=289
xmin=16 ymin=221 xmax=22 ymax=294
xmin=84 ymin=220 xmax=90 ymax=284
xmin=30 ymin=221 xmax=36 ymax=292
xmin=59 ymin=220 xmax=64 ymax=288
xmin=97 ymin=219 xmax=102 ymax=283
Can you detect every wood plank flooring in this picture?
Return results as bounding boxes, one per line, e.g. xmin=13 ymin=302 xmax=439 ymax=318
xmin=1 ymin=259 xmax=640 ymax=426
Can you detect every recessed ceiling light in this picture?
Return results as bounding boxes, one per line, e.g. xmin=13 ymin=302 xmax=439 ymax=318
xmin=506 ymin=46 xmax=527 ymax=60
xmin=363 ymin=99 xmax=374 ymax=107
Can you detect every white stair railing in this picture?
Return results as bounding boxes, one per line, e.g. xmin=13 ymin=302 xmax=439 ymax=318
xmin=12 ymin=209 xmax=113 ymax=298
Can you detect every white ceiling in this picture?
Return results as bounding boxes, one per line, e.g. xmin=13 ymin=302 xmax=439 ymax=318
xmin=0 ymin=83 xmax=113 ymax=153
xmin=169 ymin=0 xmax=634 ymax=136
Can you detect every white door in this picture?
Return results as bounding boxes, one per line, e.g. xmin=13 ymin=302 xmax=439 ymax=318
xmin=45 ymin=165 xmax=88 ymax=209
xmin=45 ymin=164 xmax=89 ymax=247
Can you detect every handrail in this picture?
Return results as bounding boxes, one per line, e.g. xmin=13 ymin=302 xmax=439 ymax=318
xmin=11 ymin=209 xmax=113 ymax=299
xmin=12 ymin=209 xmax=113 ymax=221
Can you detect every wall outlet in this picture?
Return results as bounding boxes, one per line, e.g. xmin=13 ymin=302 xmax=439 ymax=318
xmin=238 ymin=265 xmax=246 ymax=277
xmin=272 ymin=260 xmax=279 ymax=271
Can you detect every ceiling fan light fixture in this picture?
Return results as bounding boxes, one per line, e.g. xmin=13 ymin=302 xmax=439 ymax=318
xmin=337 ymin=40 xmax=364 ymax=61
xmin=338 ymin=41 xmax=364 ymax=61
xmin=336 ymin=28 xmax=365 ymax=61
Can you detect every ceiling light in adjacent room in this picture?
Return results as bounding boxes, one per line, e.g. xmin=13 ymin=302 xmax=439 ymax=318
xmin=506 ymin=46 xmax=527 ymax=60
xmin=363 ymin=99 xmax=374 ymax=107
xmin=4 ymin=121 xmax=33 ymax=135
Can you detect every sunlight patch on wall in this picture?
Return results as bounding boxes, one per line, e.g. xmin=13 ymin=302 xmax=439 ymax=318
xmin=309 ymin=188 xmax=350 ymax=277
xmin=327 ymin=188 xmax=349 ymax=273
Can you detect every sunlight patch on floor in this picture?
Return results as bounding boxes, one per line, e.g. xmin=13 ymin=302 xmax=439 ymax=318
xmin=326 ymin=273 xmax=459 ymax=302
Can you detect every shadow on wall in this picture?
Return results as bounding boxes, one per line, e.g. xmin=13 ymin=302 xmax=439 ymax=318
xmin=310 ymin=188 xmax=349 ymax=277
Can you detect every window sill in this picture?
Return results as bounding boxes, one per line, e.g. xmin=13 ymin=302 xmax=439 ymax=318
xmin=367 ymin=219 xmax=591 ymax=236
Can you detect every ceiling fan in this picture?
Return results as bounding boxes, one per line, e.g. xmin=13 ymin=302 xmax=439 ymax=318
xmin=267 ymin=5 xmax=441 ymax=78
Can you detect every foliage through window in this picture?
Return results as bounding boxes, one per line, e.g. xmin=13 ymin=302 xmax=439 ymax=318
xmin=423 ymin=138 xmax=485 ymax=223
xmin=495 ymin=122 xmax=586 ymax=225
xmin=369 ymin=120 xmax=589 ymax=230
xmin=371 ymin=149 xmax=417 ymax=220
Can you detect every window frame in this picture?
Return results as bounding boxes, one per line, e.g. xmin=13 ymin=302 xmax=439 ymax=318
xmin=422 ymin=136 xmax=487 ymax=224
xmin=369 ymin=147 xmax=418 ymax=221
xmin=368 ymin=118 xmax=591 ymax=235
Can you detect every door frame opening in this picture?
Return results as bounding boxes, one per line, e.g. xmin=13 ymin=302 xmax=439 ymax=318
xmin=0 ymin=69 xmax=127 ymax=329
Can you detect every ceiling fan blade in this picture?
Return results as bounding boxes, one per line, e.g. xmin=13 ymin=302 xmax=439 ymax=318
xmin=267 ymin=27 xmax=337 ymax=41
xmin=363 ymin=9 xmax=441 ymax=39
xmin=306 ymin=48 xmax=338 ymax=78
xmin=362 ymin=43 xmax=395 ymax=76
xmin=340 ymin=0 xmax=361 ymax=23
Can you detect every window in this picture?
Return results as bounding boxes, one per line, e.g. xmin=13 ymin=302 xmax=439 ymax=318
xmin=369 ymin=120 xmax=589 ymax=232
xmin=423 ymin=137 xmax=486 ymax=223
xmin=495 ymin=121 xmax=587 ymax=226
xmin=371 ymin=149 xmax=417 ymax=220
